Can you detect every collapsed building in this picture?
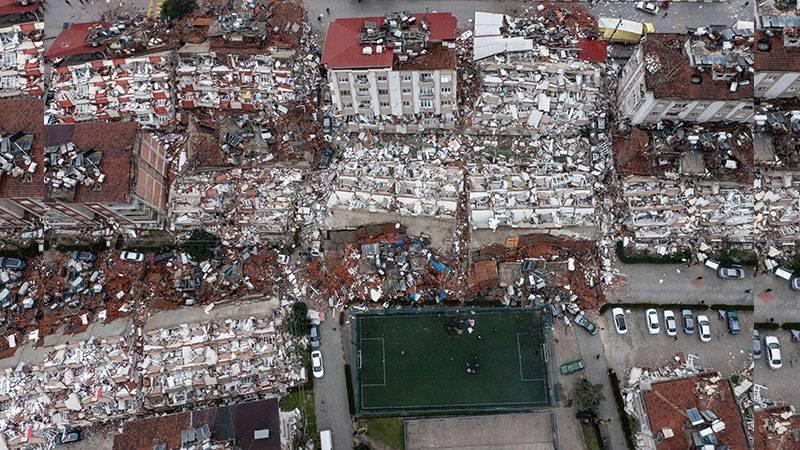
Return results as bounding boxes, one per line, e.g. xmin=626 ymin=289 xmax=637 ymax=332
xmin=617 ymin=27 xmax=755 ymax=124
xmin=0 ymin=99 xmax=170 ymax=232
xmin=467 ymin=11 xmax=606 ymax=136
xmin=0 ymin=0 xmax=43 ymax=98
xmin=322 ymin=12 xmax=458 ymax=133
xmin=754 ymin=406 xmax=800 ymax=449
xmin=755 ymin=0 xmax=800 ymax=99
xmin=45 ymin=21 xmax=176 ymax=128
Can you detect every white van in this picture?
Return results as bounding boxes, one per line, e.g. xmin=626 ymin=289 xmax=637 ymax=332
xmin=704 ymin=259 xmax=720 ymax=270
xmin=320 ymin=430 xmax=332 ymax=450
xmin=774 ymin=267 xmax=793 ymax=281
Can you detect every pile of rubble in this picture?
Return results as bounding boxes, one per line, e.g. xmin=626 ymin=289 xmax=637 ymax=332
xmin=0 ymin=21 xmax=45 ymax=98
xmin=0 ymin=130 xmax=36 ymax=182
xmin=49 ymin=52 xmax=175 ymax=128
xmin=43 ymin=141 xmax=105 ymax=198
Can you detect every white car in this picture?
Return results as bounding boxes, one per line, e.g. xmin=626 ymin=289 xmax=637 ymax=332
xmin=612 ymin=308 xmax=628 ymax=335
xmin=120 ymin=251 xmax=145 ymax=262
xmin=636 ymin=1 xmax=659 ymax=15
xmin=697 ymin=315 xmax=712 ymax=342
xmin=645 ymin=309 xmax=660 ymax=334
xmin=311 ymin=350 xmax=324 ymax=378
xmin=663 ymin=310 xmax=677 ymax=336
xmin=765 ymin=336 xmax=782 ymax=369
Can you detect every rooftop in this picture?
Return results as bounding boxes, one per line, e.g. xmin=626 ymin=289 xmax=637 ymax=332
xmin=321 ymin=12 xmax=456 ymax=70
xmin=0 ymin=0 xmax=41 ymax=18
xmin=43 ymin=121 xmax=138 ymax=203
xmin=44 ymin=21 xmax=110 ymax=60
xmin=112 ymin=399 xmax=281 ymax=450
xmin=759 ymin=0 xmax=800 ymax=22
xmin=754 ymin=29 xmax=800 ymax=72
xmin=0 ymin=97 xmax=44 ymax=199
xmin=643 ymin=373 xmax=748 ymax=450
xmin=754 ymin=406 xmax=800 ymax=450
xmin=642 ymin=33 xmax=753 ymax=101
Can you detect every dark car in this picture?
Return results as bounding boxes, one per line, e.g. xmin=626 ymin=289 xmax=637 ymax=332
xmin=319 ymin=146 xmax=335 ymax=169
xmin=310 ymin=323 xmax=321 ymax=349
xmin=574 ymin=313 xmax=598 ymax=336
xmin=753 ymin=330 xmax=762 ymax=359
xmin=682 ymin=309 xmax=695 ymax=334
xmin=154 ymin=251 xmax=175 ymax=263
xmin=69 ymin=251 xmax=95 ymax=263
xmin=55 ymin=428 xmax=82 ymax=445
xmin=726 ymin=311 xmax=740 ymax=335
xmin=0 ymin=257 xmax=25 ymax=271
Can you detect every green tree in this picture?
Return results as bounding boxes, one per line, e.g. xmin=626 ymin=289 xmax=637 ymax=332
xmin=575 ymin=378 xmax=606 ymax=417
xmin=181 ymin=229 xmax=219 ymax=262
xmin=286 ymin=302 xmax=310 ymax=337
xmin=160 ymin=0 xmax=197 ymax=20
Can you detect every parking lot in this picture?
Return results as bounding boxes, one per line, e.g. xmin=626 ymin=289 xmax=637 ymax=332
xmin=754 ymin=329 xmax=800 ymax=409
xmin=600 ymin=308 xmax=753 ymax=378
xmin=754 ymin=275 xmax=800 ymax=324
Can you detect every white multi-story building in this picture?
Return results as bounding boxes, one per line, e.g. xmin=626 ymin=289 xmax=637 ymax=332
xmin=322 ymin=12 xmax=458 ymax=132
xmin=617 ymin=30 xmax=754 ymax=125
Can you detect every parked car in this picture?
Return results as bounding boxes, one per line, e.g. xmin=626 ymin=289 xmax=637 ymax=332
xmin=663 ymin=310 xmax=677 ymax=336
xmin=318 ymin=146 xmax=335 ymax=169
xmin=311 ymin=350 xmax=324 ymax=378
xmin=120 ymin=251 xmax=145 ymax=262
xmin=0 ymin=257 xmax=25 ymax=271
xmin=791 ymin=277 xmax=800 ymax=291
xmin=612 ymin=308 xmax=628 ymax=334
xmin=69 ymin=251 xmax=95 ymax=263
xmin=635 ymin=1 xmax=660 ymax=14
xmin=560 ymin=359 xmax=585 ymax=375
xmin=54 ymin=428 xmax=82 ymax=445
xmin=765 ymin=336 xmax=782 ymax=369
xmin=310 ymin=323 xmax=321 ymax=349
xmin=726 ymin=311 xmax=740 ymax=335
xmin=574 ymin=313 xmax=598 ymax=336
xmin=718 ymin=267 xmax=745 ymax=280
xmin=322 ymin=114 xmax=333 ymax=134
xmin=646 ymin=309 xmax=660 ymax=334
xmin=154 ymin=251 xmax=174 ymax=263
xmin=752 ymin=330 xmax=762 ymax=359
xmin=682 ymin=309 xmax=695 ymax=334
xmin=697 ymin=315 xmax=712 ymax=342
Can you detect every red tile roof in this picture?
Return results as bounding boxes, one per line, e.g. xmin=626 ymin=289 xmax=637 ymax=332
xmin=643 ymin=374 xmax=748 ymax=450
xmin=578 ymin=39 xmax=608 ymax=62
xmin=44 ymin=21 xmax=110 ymax=60
xmin=754 ymin=30 xmax=800 ymax=72
xmin=44 ymin=122 xmax=138 ymax=203
xmin=322 ymin=12 xmax=456 ymax=70
xmin=0 ymin=0 xmax=41 ymax=16
xmin=0 ymin=98 xmax=44 ymax=199
xmin=642 ymin=33 xmax=753 ymax=101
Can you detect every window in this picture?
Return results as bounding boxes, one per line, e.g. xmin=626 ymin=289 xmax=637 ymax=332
xmin=356 ymin=74 xmax=368 ymax=83
xmin=441 ymin=87 xmax=452 ymax=94
xmin=402 ymin=88 xmax=411 ymax=94
xmin=442 ymin=101 xmax=451 ymax=106
xmin=380 ymin=101 xmax=390 ymax=107
xmin=340 ymin=90 xmax=350 ymax=96
xmin=343 ymin=102 xmax=352 ymax=108
xmin=2 ymin=52 xmax=15 ymax=67
xmin=377 ymin=75 xmax=387 ymax=82
xmin=358 ymin=87 xmax=369 ymax=94
xmin=77 ymin=84 xmax=89 ymax=96
xmin=403 ymin=101 xmax=410 ymax=107
xmin=420 ymin=72 xmax=433 ymax=82
xmin=402 ymin=75 xmax=412 ymax=82
xmin=378 ymin=89 xmax=388 ymax=96
xmin=421 ymin=99 xmax=433 ymax=108
xmin=420 ymin=87 xmax=434 ymax=96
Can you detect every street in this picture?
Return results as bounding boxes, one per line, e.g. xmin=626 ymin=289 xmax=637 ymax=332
xmin=313 ymin=312 xmax=353 ymax=450
xmin=754 ymin=275 xmax=800 ymax=323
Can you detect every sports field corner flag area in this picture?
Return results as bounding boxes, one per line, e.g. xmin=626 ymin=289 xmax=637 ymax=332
xmin=354 ymin=308 xmax=551 ymax=414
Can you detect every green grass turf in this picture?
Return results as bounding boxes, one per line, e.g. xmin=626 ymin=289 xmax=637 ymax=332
xmin=355 ymin=309 xmax=549 ymax=413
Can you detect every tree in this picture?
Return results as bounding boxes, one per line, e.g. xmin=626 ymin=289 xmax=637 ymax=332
xmin=160 ymin=0 xmax=197 ymax=20
xmin=575 ymin=378 xmax=606 ymax=417
xmin=286 ymin=302 xmax=310 ymax=337
xmin=181 ymin=229 xmax=219 ymax=262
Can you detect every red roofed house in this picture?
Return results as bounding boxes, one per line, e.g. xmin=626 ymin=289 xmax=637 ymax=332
xmin=322 ymin=12 xmax=458 ymax=132
xmin=617 ymin=28 xmax=754 ymax=125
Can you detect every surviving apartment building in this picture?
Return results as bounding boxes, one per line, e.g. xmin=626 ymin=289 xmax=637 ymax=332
xmin=322 ymin=12 xmax=458 ymax=132
xmin=0 ymin=98 xmax=169 ymax=230
xmin=754 ymin=0 xmax=800 ymax=98
xmin=0 ymin=0 xmax=43 ymax=98
xmin=44 ymin=21 xmax=176 ymax=129
xmin=617 ymin=27 xmax=755 ymax=124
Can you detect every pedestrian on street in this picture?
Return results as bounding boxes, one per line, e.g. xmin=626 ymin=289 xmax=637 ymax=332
xmin=745 ymin=289 xmax=752 ymax=293
xmin=765 ymin=288 xmax=773 ymax=293
xmin=663 ymin=11 xmax=668 ymax=17
xmin=326 ymin=7 xmax=330 ymax=14
xmin=595 ymin=354 xmax=600 ymax=360
xmin=317 ymin=13 xmax=323 ymax=21
xmin=64 ymin=0 xmax=72 ymax=5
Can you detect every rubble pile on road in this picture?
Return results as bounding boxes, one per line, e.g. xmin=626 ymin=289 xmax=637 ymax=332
xmin=0 ymin=21 xmax=45 ymax=98
xmin=0 ymin=307 xmax=302 ymax=447
xmin=326 ymin=161 xmax=462 ymax=219
xmin=49 ymin=52 xmax=175 ymax=128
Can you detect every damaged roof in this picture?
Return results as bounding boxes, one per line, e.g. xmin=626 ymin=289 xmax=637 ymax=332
xmin=321 ymin=12 xmax=456 ymax=69
xmin=43 ymin=121 xmax=138 ymax=203
xmin=0 ymin=0 xmax=41 ymax=17
xmin=754 ymin=30 xmax=800 ymax=72
xmin=641 ymin=33 xmax=753 ymax=101
xmin=44 ymin=21 xmax=110 ymax=60
xmin=0 ymin=97 xmax=44 ymax=199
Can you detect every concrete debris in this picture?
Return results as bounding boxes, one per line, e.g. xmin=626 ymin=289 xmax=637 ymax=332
xmin=0 ymin=21 xmax=45 ymax=98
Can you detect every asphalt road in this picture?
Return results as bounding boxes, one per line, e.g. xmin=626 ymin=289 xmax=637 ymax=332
xmin=754 ymin=275 xmax=800 ymax=324
xmin=754 ymin=331 xmax=800 ymax=409
xmin=608 ymin=263 xmax=762 ymax=306
xmin=313 ymin=312 xmax=353 ymax=450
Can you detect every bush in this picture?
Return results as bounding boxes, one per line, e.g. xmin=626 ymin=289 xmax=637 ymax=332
xmin=160 ymin=0 xmax=197 ymax=19
xmin=575 ymin=377 xmax=606 ymax=417
xmin=615 ymin=241 xmax=691 ymax=264
xmin=718 ymin=245 xmax=758 ymax=267
xmin=608 ymin=369 xmax=636 ymax=450
xmin=285 ymin=302 xmax=311 ymax=337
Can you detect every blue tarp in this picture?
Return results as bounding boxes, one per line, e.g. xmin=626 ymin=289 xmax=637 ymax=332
xmin=430 ymin=260 xmax=450 ymax=272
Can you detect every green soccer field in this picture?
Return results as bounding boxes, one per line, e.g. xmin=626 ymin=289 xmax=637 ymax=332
xmin=354 ymin=308 xmax=550 ymax=414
